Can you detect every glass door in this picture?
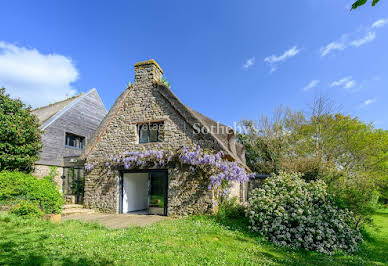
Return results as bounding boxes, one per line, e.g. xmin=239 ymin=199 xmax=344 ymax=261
xmin=148 ymin=171 xmax=167 ymax=216
xmin=62 ymin=167 xmax=85 ymax=204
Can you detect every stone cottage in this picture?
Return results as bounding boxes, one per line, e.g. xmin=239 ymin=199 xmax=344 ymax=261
xmin=81 ymin=59 xmax=249 ymax=216
xmin=32 ymin=89 xmax=107 ymax=200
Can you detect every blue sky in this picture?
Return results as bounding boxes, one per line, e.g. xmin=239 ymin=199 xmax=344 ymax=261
xmin=0 ymin=0 xmax=387 ymax=129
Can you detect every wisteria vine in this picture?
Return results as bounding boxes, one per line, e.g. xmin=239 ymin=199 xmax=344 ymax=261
xmin=85 ymin=145 xmax=255 ymax=195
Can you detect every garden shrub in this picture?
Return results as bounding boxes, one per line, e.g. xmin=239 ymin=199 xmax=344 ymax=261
xmin=43 ymin=166 xmax=58 ymax=183
xmin=0 ymin=171 xmax=63 ymax=214
xmin=217 ymin=197 xmax=246 ymax=220
xmin=27 ymin=178 xmax=63 ymax=214
xmin=247 ymin=172 xmax=362 ymax=254
xmin=0 ymin=88 xmax=42 ymax=173
xmin=9 ymin=200 xmax=43 ymax=218
xmin=0 ymin=170 xmax=36 ymax=199
xmin=326 ymin=171 xmax=379 ymax=226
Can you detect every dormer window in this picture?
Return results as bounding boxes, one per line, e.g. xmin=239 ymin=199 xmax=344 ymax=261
xmin=65 ymin=133 xmax=85 ymax=149
xmin=138 ymin=122 xmax=164 ymax=143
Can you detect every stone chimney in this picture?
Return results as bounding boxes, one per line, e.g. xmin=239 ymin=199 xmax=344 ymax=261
xmin=134 ymin=59 xmax=163 ymax=85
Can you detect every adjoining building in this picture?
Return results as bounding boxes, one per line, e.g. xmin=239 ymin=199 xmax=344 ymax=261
xmin=32 ymin=89 xmax=107 ymax=203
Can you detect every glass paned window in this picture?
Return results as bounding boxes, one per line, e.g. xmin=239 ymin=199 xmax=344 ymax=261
xmin=79 ymin=138 xmax=84 ymax=149
xmin=139 ymin=125 xmax=149 ymax=143
xmin=149 ymin=124 xmax=159 ymax=142
xmin=65 ymin=133 xmax=85 ymax=150
xmin=138 ymin=122 xmax=164 ymax=143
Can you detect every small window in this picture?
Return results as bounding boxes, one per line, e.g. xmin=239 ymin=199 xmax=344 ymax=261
xmin=138 ymin=122 xmax=164 ymax=143
xmin=65 ymin=133 xmax=85 ymax=150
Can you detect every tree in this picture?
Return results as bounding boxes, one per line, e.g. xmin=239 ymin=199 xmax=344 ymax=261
xmin=238 ymin=107 xmax=305 ymax=175
xmin=239 ymin=96 xmax=388 ymax=224
xmin=352 ymin=0 xmax=381 ymax=10
xmin=0 ymin=88 xmax=42 ymax=172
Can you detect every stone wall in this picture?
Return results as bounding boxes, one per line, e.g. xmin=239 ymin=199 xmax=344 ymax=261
xmin=84 ymin=165 xmax=216 ymax=215
xmin=229 ymin=181 xmax=241 ymax=200
xmin=86 ymin=63 xmax=222 ymax=163
xmin=167 ymin=167 xmax=215 ymax=216
xmin=33 ymin=164 xmax=63 ymax=191
xmin=84 ymin=166 xmax=119 ymax=212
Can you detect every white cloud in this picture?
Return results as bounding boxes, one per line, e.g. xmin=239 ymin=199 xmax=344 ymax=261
xmin=243 ymin=57 xmax=255 ymax=69
xmin=321 ymin=18 xmax=388 ymax=56
xmin=359 ymin=98 xmax=377 ymax=109
xmin=302 ymin=80 xmax=320 ymax=91
xmin=264 ymin=46 xmax=301 ymax=72
xmin=330 ymin=76 xmax=356 ymax=89
xmin=320 ymin=21 xmax=383 ymax=56
xmin=344 ymin=80 xmax=356 ymax=89
xmin=0 ymin=41 xmax=79 ymax=108
xmin=265 ymin=46 xmax=301 ymax=63
xmin=320 ymin=40 xmax=347 ymax=57
xmin=363 ymin=98 xmax=376 ymax=105
xmin=372 ymin=18 xmax=388 ymax=28
xmin=350 ymin=32 xmax=376 ymax=47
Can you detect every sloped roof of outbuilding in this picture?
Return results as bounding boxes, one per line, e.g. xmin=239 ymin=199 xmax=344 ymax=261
xmin=32 ymin=94 xmax=83 ymax=126
xmin=32 ymin=89 xmax=101 ymax=130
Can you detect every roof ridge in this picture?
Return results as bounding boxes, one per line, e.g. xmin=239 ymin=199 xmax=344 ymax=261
xmin=40 ymin=89 xmax=95 ymax=130
xmin=187 ymin=107 xmax=232 ymax=131
xmin=32 ymin=93 xmax=84 ymax=111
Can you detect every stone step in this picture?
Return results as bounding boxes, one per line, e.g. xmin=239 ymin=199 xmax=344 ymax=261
xmin=63 ymin=204 xmax=84 ymax=209
xmin=62 ymin=208 xmax=95 ymax=216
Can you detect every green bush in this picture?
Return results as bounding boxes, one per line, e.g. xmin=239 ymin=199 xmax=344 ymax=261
xmin=247 ymin=172 xmax=362 ymax=254
xmin=27 ymin=178 xmax=63 ymax=214
xmin=0 ymin=88 xmax=42 ymax=172
xmin=0 ymin=171 xmax=63 ymax=214
xmin=217 ymin=197 xmax=246 ymax=220
xmin=326 ymin=171 xmax=379 ymax=226
xmin=0 ymin=170 xmax=35 ymax=199
xmin=10 ymin=200 xmax=43 ymax=218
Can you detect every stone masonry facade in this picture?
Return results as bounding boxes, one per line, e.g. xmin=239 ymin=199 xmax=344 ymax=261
xmin=84 ymin=60 xmax=242 ymax=215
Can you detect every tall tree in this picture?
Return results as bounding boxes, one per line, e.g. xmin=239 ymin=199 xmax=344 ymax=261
xmin=238 ymin=107 xmax=305 ymax=175
xmin=239 ymin=96 xmax=388 ymax=222
xmin=0 ymin=88 xmax=42 ymax=172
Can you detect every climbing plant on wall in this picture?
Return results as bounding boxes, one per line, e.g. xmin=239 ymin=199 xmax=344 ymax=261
xmin=85 ymin=145 xmax=254 ymax=199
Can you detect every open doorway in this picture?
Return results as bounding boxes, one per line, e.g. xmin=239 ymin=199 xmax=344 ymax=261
xmin=62 ymin=166 xmax=85 ymax=204
xmin=119 ymin=170 xmax=168 ymax=216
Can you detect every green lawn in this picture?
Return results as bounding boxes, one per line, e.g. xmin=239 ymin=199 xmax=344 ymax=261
xmin=0 ymin=210 xmax=387 ymax=265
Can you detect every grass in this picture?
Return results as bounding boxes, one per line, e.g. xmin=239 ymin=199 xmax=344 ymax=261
xmin=150 ymin=195 xmax=164 ymax=208
xmin=0 ymin=210 xmax=387 ymax=265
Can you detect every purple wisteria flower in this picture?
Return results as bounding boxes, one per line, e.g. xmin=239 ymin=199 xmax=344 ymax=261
xmin=86 ymin=144 xmax=254 ymax=194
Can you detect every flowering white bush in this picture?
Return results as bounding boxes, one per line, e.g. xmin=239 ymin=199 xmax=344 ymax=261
xmin=247 ymin=172 xmax=362 ymax=254
xmin=86 ymin=145 xmax=254 ymax=197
